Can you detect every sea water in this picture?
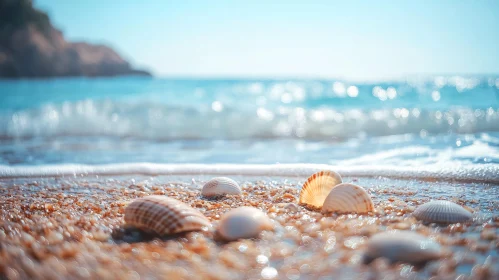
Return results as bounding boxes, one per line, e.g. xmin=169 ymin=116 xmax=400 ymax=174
xmin=1 ymin=76 xmax=499 ymax=182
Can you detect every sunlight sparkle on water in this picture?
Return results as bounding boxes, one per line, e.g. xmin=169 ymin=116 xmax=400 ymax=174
xmin=281 ymin=93 xmax=293 ymax=103
xmin=261 ymin=267 xmax=278 ymax=279
xmin=332 ymin=82 xmax=346 ymax=97
xmin=347 ymin=85 xmax=359 ymax=97
xmin=372 ymin=86 xmax=387 ymax=101
xmin=257 ymin=108 xmax=274 ymax=121
xmin=256 ymin=255 xmax=269 ymax=264
xmin=432 ymin=90 xmax=441 ymax=101
xmin=211 ymin=101 xmax=223 ymax=112
xmin=386 ymin=87 xmax=397 ymax=99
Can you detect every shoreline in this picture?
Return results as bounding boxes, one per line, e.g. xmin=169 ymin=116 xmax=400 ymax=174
xmin=2 ymin=163 xmax=499 ymax=184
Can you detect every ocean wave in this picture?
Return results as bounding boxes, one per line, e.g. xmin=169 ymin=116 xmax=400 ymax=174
xmin=1 ymin=99 xmax=498 ymax=140
xmin=1 ymin=163 xmax=498 ymax=184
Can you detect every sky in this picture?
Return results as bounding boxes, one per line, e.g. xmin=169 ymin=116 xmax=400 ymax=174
xmin=35 ymin=0 xmax=499 ymax=81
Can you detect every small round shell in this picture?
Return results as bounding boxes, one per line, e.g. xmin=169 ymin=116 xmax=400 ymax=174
xmin=202 ymin=177 xmax=241 ymax=198
xmin=364 ymin=231 xmax=442 ymax=264
xmin=321 ymin=183 xmax=374 ymax=214
xmin=125 ymin=196 xmax=210 ymax=236
xmin=413 ymin=200 xmax=472 ymax=224
xmin=217 ymin=207 xmax=273 ymax=241
xmin=299 ymin=170 xmax=342 ymax=208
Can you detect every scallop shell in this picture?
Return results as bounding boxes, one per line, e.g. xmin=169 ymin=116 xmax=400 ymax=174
xmin=124 ymin=196 xmax=210 ymax=236
xmin=217 ymin=207 xmax=273 ymax=241
xmin=202 ymin=177 xmax=241 ymax=198
xmin=413 ymin=200 xmax=472 ymax=224
xmin=321 ymin=183 xmax=374 ymax=214
xmin=364 ymin=231 xmax=442 ymax=264
xmin=299 ymin=170 xmax=342 ymax=208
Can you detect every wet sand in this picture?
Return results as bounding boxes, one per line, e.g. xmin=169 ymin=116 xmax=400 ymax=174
xmin=0 ymin=175 xmax=498 ymax=279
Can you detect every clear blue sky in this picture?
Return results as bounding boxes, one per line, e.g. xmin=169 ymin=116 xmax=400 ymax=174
xmin=35 ymin=0 xmax=499 ymax=81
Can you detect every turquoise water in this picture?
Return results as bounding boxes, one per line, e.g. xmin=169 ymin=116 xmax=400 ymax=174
xmin=1 ymin=76 xmax=499 ymax=172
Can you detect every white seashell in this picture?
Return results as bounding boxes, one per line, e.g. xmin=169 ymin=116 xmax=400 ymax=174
xmin=321 ymin=183 xmax=374 ymax=214
xmin=124 ymin=196 xmax=210 ymax=236
xmin=299 ymin=170 xmax=342 ymax=208
xmin=202 ymin=177 xmax=241 ymax=198
xmin=413 ymin=200 xmax=472 ymax=224
xmin=364 ymin=231 xmax=442 ymax=264
xmin=217 ymin=207 xmax=273 ymax=241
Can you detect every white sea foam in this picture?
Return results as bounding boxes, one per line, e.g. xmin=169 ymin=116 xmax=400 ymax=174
xmin=1 ymin=100 xmax=498 ymax=140
xmin=1 ymin=163 xmax=498 ymax=184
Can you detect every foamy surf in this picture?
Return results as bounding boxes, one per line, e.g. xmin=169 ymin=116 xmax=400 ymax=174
xmin=1 ymin=163 xmax=498 ymax=184
xmin=2 ymin=100 xmax=498 ymax=140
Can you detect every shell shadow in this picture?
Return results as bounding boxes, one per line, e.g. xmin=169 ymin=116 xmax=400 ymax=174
xmin=111 ymin=226 xmax=190 ymax=244
xmin=199 ymin=194 xmax=240 ymax=202
xmin=212 ymin=229 xmax=231 ymax=245
xmin=211 ymin=229 xmax=267 ymax=246
xmin=298 ymin=203 xmax=322 ymax=212
xmin=363 ymin=255 xmax=430 ymax=270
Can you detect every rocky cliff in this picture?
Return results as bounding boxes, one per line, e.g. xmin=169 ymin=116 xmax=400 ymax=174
xmin=0 ymin=0 xmax=151 ymax=78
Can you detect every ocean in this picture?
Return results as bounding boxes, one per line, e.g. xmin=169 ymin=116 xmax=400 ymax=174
xmin=1 ymin=76 xmax=499 ymax=182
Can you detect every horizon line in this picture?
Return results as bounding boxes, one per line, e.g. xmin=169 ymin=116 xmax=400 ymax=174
xmin=1 ymin=73 xmax=499 ymax=83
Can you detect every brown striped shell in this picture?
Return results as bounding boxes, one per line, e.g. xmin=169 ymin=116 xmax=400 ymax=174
xmin=321 ymin=183 xmax=374 ymax=214
xmin=202 ymin=177 xmax=241 ymax=198
xmin=299 ymin=170 xmax=342 ymax=208
xmin=124 ymin=196 xmax=210 ymax=236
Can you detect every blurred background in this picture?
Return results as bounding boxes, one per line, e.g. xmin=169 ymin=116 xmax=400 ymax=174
xmin=0 ymin=0 xmax=498 ymax=167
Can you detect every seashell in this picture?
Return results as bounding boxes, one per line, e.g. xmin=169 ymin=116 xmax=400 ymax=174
xmin=321 ymin=183 xmax=374 ymax=214
xmin=201 ymin=177 xmax=241 ymax=198
xmin=413 ymin=200 xmax=472 ymax=224
xmin=217 ymin=207 xmax=273 ymax=241
xmin=299 ymin=170 xmax=342 ymax=208
xmin=124 ymin=196 xmax=210 ymax=236
xmin=364 ymin=231 xmax=442 ymax=264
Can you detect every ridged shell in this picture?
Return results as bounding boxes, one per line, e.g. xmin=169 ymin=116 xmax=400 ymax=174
xmin=321 ymin=183 xmax=374 ymax=214
xmin=413 ymin=200 xmax=472 ymax=224
xmin=299 ymin=170 xmax=342 ymax=208
xmin=364 ymin=231 xmax=442 ymax=264
xmin=124 ymin=196 xmax=210 ymax=236
xmin=217 ymin=207 xmax=273 ymax=241
xmin=202 ymin=177 xmax=241 ymax=197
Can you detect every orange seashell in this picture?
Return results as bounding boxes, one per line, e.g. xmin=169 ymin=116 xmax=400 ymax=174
xmin=124 ymin=196 xmax=210 ymax=236
xmin=299 ymin=170 xmax=342 ymax=208
xmin=321 ymin=183 xmax=374 ymax=214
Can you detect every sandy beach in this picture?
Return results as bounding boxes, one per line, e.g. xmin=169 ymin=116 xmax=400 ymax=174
xmin=0 ymin=175 xmax=497 ymax=279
